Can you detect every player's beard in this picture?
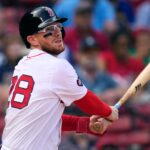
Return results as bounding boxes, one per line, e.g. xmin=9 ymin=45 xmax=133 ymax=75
xmin=41 ymin=42 xmax=65 ymax=56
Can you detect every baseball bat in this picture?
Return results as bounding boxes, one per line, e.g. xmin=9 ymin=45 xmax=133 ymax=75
xmin=114 ymin=63 xmax=150 ymax=109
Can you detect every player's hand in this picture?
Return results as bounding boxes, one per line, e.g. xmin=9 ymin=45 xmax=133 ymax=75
xmin=106 ymin=106 xmax=119 ymax=122
xmin=89 ymin=116 xmax=112 ymax=135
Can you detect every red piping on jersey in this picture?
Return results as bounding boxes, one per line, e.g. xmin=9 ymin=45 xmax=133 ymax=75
xmin=27 ymin=53 xmax=46 ymax=59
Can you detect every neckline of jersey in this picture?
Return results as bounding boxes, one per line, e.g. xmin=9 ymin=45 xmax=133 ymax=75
xmin=27 ymin=53 xmax=46 ymax=59
xmin=27 ymin=49 xmax=46 ymax=59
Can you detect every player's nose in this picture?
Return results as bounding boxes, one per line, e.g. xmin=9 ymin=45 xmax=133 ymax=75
xmin=53 ymin=27 xmax=62 ymax=37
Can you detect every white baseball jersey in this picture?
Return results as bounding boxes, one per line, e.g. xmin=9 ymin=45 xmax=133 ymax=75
xmin=1 ymin=49 xmax=87 ymax=150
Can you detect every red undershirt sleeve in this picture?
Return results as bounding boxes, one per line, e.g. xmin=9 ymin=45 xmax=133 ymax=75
xmin=74 ymin=90 xmax=112 ymax=117
xmin=61 ymin=90 xmax=112 ymax=134
xmin=62 ymin=114 xmax=92 ymax=134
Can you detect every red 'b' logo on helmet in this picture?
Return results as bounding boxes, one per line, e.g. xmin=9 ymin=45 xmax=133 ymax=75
xmin=45 ymin=7 xmax=54 ymax=17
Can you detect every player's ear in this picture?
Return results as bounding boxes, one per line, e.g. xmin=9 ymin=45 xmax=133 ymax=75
xmin=27 ymin=35 xmax=39 ymax=47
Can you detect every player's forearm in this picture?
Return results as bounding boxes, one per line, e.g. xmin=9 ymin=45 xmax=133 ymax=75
xmin=74 ymin=90 xmax=112 ymax=117
xmin=62 ymin=114 xmax=91 ymax=133
xmin=62 ymin=115 xmax=80 ymax=131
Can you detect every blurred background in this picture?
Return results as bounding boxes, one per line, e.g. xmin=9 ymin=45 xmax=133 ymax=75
xmin=0 ymin=0 xmax=150 ymax=150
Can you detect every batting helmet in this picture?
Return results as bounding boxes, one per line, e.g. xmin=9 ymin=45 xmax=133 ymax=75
xmin=19 ymin=6 xmax=68 ymax=48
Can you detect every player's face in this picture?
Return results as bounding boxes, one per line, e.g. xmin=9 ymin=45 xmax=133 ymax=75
xmin=34 ymin=22 xmax=65 ymax=55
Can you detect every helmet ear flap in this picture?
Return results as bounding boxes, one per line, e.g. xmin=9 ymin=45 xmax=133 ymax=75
xmin=61 ymin=27 xmax=65 ymax=39
xmin=20 ymin=34 xmax=30 ymax=48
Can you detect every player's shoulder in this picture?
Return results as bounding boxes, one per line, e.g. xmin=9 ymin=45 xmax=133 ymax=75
xmin=54 ymin=58 xmax=76 ymax=75
xmin=55 ymin=57 xmax=70 ymax=65
xmin=55 ymin=58 xmax=74 ymax=69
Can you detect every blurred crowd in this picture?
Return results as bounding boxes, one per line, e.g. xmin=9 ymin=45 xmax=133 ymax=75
xmin=0 ymin=0 xmax=150 ymax=150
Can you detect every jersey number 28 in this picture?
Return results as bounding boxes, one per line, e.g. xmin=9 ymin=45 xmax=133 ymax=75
xmin=9 ymin=75 xmax=35 ymax=109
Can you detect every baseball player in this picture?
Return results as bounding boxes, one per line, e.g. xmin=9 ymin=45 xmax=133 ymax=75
xmin=1 ymin=6 xmax=118 ymax=150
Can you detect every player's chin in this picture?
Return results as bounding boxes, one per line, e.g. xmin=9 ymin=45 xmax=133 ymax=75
xmin=55 ymin=42 xmax=64 ymax=51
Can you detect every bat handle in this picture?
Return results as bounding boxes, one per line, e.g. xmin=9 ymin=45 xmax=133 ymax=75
xmin=114 ymin=102 xmax=121 ymax=109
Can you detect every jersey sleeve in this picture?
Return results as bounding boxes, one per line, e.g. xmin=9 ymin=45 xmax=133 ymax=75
xmin=51 ymin=59 xmax=87 ymax=106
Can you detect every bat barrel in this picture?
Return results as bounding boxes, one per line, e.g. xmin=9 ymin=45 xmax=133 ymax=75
xmin=114 ymin=63 xmax=150 ymax=109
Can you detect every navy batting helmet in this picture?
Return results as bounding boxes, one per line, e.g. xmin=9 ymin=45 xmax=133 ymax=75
xmin=19 ymin=6 xmax=68 ymax=48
